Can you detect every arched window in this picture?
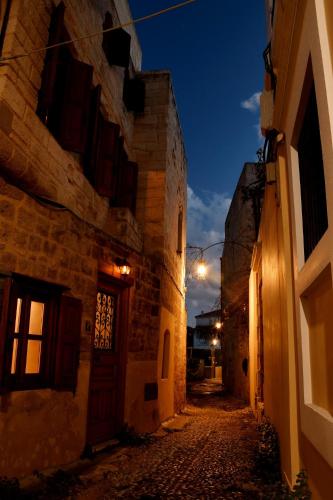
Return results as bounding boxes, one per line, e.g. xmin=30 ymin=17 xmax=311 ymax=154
xmin=177 ymin=210 xmax=183 ymax=254
xmin=161 ymin=330 xmax=170 ymax=379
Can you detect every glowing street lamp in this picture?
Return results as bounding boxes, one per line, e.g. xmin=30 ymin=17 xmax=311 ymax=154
xmin=196 ymin=259 xmax=207 ymax=280
xmin=215 ymin=321 xmax=222 ymax=330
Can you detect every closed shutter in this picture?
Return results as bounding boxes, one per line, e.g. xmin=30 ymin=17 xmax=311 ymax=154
xmin=103 ymin=17 xmax=131 ymax=68
xmin=95 ymin=119 xmax=120 ymax=198
xmin=0 ymin=277 xmax=13 ymax=391
xmin=115 ymin=160 xmax=138 ymax=215
xmin=84 ymin=85 xmax=102 ymax=182
xmin=37 ymin=2 xmax=66 ymax=123
xmin=54 ymin=295 xmax=82 ymax=392
xmin=56 ymin=59 xmax=93 ymax=153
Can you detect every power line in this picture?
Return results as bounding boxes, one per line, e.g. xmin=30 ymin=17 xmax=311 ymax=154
xmin=0 ymin=0 xmax=196 ymax=63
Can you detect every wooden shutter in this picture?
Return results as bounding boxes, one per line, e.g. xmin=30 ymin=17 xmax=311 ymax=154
xmin=54 ymin=295 xmax=82 ymax=392
xmin=115 ymin=160 xmax=138 ymax=215
xmin=84 ymin=85 xmax=102 ymax=182
xmin=94 ymin=119 xmax=120 ymax=198
xmin=0 ymin=277 xmax=13 ymax=391
xmin=103 ymin=13 xmax=131 ymax=69
xmin=123 ymin=76 xmax=145 ymax=113
xmin=56 ymin=59 xmax=93 ymax=153
xmin=37 ymin=2 xmax=66 ymax=123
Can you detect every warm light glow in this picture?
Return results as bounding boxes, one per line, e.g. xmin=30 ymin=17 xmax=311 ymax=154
xmin=118 ymin=264 xmax=131 ymax=276
xmin=116 ymin=258 xmax=131 ymax=276
xmin=196 ymin=259 xmax=207 ymax=280
xmin=215 ymin=321 xmax=222 ymax=329
xmin=212 ymin=338 xmax=218 ymax=346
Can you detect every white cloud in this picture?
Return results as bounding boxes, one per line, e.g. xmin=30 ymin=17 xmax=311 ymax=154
xmin=186 ymin=186 xmax=231 ymax=326
xmin=241 ymin=91 xmax=261 ymax=113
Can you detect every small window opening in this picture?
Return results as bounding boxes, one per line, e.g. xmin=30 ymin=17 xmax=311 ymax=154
xmin=177 ymin=210 xmax=183 ymax=254
xmin=161 ymin=330 xmax=170 ymax=379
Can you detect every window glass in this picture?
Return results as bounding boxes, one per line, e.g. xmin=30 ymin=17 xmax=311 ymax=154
xmin=29 ymin=301 xmax=44 ymax=335
xmin=14 ymin=298 xmax=22 ymax=333
xmin=25 ymin=340 xmax=42 ymax=374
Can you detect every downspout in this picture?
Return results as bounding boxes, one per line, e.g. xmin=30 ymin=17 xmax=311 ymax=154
xmin=0 ymin=0 xmax=12 ymax=56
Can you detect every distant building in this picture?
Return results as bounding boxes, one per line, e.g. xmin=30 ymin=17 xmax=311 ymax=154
xmin=0 ymin=0 xmax=187 ymax=477
xmin=194 ymin=309 xmax=221 ymax=350
xmin=221 ymin=163 xmax=264 ymax=402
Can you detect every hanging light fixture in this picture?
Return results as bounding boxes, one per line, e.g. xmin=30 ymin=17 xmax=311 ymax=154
xmin=196 ymin=259 xmax=207 ymax=280
xmin=115 ymin=258 xmax=131 ymax=276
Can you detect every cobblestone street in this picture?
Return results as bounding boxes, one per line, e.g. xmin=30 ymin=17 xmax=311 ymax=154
xmin=71 ymin=380 xmax=275 ymax=499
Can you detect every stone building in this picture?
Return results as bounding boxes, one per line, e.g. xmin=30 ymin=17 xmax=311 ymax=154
xmin=0 ymin=0 xmax=187 ymax=477
xmin=221 ymin=162 xmax=263 ymax=402
xmin=249 ymin=0 xmax=333 ymax=494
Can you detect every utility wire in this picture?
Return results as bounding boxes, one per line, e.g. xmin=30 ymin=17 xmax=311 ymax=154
xmin=0 ymin=0 xmax=196 ymax=63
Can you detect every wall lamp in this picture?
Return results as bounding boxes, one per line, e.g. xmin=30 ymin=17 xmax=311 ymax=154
xmin=115 ymin=258 xmax=131 ymax=276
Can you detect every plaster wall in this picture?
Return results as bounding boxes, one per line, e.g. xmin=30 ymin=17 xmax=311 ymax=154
xmin=256 ymin=0 xmax=333 ymax=493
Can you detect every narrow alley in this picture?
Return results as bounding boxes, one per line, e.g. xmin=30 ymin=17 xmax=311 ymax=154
xmin=55 ymin=381 xmax=281 ymax=500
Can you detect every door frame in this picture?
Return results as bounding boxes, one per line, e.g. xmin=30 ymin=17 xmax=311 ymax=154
xmin=85 ymin=271 xmax=132 ymax=448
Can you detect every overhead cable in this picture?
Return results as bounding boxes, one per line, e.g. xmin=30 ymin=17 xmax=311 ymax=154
xmin=0 ymin=0 xmax=196 ymax=63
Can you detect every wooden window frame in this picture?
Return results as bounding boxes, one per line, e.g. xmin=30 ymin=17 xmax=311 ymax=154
xmin=1 ymin=277 xmax=60 ymax=391
xmin=0 ymin=275 xmax=82 ymax=393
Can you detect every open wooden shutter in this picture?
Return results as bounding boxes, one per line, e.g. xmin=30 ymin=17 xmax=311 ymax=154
xmin=37 ymin=2 xmax=65 ymax=123
xmin=56 ymin=59 xmax=93 ymax=153
xmin=54 ymin=295 xmax=82 ymax=392
xmin=84 ymin=85 xmax=102 ymax=182
xmin=103 ymin=13 xmax=131 ymax=68
xmin=123 ymin=73 xmax=145 ymax=113
xmin=0 ymin=277 xmax=13 ymax=391
xmin=115 ymin=160 xmax=138 ymax=215
xmin=94 ymin=119 xmax=120 ymax=198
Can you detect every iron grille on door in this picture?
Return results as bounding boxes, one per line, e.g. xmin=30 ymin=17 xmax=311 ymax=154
xmin=94 ymin=291 xmax=116 ymax=350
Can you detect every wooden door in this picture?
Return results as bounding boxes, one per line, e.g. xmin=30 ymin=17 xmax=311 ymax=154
xmin=87 ymin=276 xmax=129 ymax=446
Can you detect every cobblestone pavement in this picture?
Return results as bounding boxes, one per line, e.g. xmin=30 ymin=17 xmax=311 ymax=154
xmin=74 ymin=381 xmax=271 ymax=499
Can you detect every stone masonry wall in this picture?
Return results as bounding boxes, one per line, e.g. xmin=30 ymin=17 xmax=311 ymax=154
xmin=0 ymin=0 xmax=141 ymax=247
xmin=0 ymin=0 xmax=187 ymax=475
xmin=132 ymin=71 xmax=187 ymax=414
xmin=0 ymin=175 xmax=165 ymax=476
xmin=221 ymin=163 xmax=262 ymax=402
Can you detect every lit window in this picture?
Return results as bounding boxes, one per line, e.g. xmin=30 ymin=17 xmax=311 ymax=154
xmin=0 ymin=275 xmax=82 ymax=391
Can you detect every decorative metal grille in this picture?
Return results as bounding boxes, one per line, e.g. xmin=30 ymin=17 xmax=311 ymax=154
xmin=94 ymin=291 xmax=116 ymax=350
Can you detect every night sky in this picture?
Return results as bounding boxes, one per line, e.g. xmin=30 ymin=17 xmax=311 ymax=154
xmin=128 ymin=0 xmax=267 ymax=325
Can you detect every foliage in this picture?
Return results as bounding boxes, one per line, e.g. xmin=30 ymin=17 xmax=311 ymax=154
xmin=32 ymin=469 xmax=81 ymax=499
xmin=291 ymin=470 xmax=311 ymax=499
xmin=186 ymin=357 xmax=204 ymax=381
xmin=117 ymin=424 xmax=156 ymax=447
xmin=0 ymin=476 xmax=22 ymax=499
xmin=255 ymin=419 xmax=281 ymax=483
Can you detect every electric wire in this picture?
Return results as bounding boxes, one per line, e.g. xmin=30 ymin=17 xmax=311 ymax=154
xmin=0 ymin=0 xmax=196 ymax=63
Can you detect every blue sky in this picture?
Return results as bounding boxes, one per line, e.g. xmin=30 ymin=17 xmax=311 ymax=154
xmin=129 ymin=0 xmax=267 ymax=324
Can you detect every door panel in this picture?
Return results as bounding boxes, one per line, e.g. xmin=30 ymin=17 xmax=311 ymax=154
xmin=87 ymin=280 xmax=128 ymax=446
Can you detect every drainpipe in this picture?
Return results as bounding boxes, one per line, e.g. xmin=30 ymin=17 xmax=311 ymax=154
xmin=0 ymin=0 xmax=12 ymax=56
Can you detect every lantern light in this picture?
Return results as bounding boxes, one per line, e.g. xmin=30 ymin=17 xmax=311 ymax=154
xmin=196 ymin=259 xmax=207 ymax=280
xmin=115 ymin=258 xmax=131 ymax=276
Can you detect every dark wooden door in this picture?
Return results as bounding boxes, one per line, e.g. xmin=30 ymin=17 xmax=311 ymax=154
xmin=87 ymin=276 xmax=129 ymax=446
